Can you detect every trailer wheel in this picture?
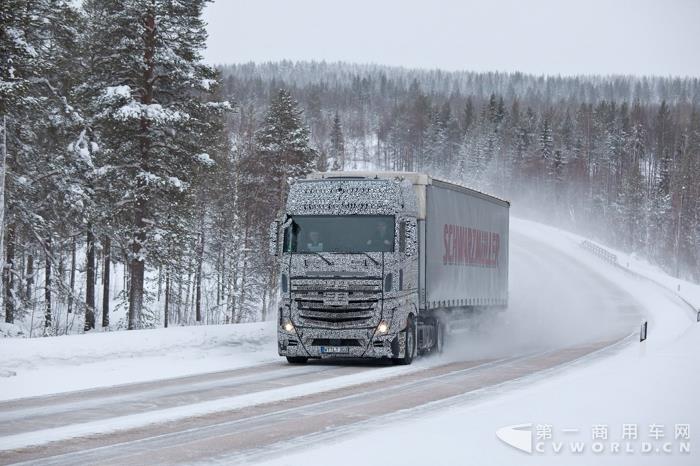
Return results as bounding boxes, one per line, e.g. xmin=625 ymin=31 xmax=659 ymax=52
xmin=393 ymin=317 xmax=415 ymax=365
xmin=286 ymin=356 xmax=308 ymax=364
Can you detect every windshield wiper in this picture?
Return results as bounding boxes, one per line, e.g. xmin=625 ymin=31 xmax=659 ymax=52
xmin=311 ymin=251 xmax=333 ymax=265
xmin=361 ymin=252 xmax=379 ymax=266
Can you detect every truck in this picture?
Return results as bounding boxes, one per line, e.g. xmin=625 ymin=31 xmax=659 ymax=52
xmin=270 ymin=171 xmax=509 ymax=364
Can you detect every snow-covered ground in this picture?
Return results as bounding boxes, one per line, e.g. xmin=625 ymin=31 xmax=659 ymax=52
xmin=0 ymin=217 xmax=697 ymax=464
xmin=0 ymin=322 xmax=278 ymax=400
xmin=258 ymin=218 xmax=699 ymax=466
xmin=602 ymin=241 xmax=700 ymax=311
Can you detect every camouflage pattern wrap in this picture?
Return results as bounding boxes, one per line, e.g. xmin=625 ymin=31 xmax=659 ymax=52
xmin=277 ymin=177 xmax=418 ymax=360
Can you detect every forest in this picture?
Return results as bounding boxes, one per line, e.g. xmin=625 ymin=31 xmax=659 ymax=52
xmin=220 ymin=62 xmax=700 ymax=283
xmin=2 ymin=1 xmax=699 ymax=336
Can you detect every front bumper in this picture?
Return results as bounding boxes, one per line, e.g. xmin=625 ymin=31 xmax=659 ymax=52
xmin=277 ymin=327 xmax=405 ymax=359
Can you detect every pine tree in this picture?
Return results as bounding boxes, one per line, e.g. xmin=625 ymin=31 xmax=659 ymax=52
xmin=83 ymin=0 xmax=229 ymax=329
xmin=423 ymin=109 xmax=448 ymax=175
xmin=1 ymin=0 xmax=44 ymax=324
xmin=540 ymin=117 xmax=554 ymax=161
xmin=254 ymin=89 xmax=316 ymax=209
xmin=329 ymin=112 xmax=345 ymax=170
xmin=2 ymin=0 xmax=84 ymax=327
xmin=620 ymin=103 xmax=647 ymax=251
xmin=689 ymin=109 xmax=700 ymax=281
xmin=462 ymin=97 xmax=474 ymax=133
xmin=487 ymin=94 xmax=498 ymax=125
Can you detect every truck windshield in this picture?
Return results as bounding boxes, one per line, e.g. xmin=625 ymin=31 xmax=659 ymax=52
xmin=284 ymin=215 xmax=395 ymax=253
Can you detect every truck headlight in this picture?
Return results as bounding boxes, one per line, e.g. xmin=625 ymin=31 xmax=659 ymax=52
xmin=283 ymin=321 xmax=294 ymax=332
xmin=377 ymin=321 xmax=389 ymax=333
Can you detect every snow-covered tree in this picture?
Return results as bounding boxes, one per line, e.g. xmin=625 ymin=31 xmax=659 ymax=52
xmin=82 ymin=0 xmax=230 ymax=329
xmin=329 ymin=112 xmax=345 ymax=170
xmin=254 ymin=89 xmax=316 ymax=209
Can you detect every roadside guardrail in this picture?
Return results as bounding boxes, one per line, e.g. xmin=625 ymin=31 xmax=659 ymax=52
xmin=580 ymin=239 xmax=700 ymax=324
xmin=580 ymin=240 xmax=618 ymax=265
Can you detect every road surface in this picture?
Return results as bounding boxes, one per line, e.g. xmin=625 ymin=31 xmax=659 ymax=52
xmin=0 ymin=232 xmax=641 ymax=465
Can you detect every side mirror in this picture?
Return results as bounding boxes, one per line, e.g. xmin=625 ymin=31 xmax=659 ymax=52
xmin=269 ymin=220 xmax=280 ymax=256
xmin=405 ymin=219 xmax=417 ymax=257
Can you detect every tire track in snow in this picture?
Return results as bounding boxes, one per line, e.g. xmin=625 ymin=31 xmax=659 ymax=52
xmin=0 ymin=225 xmax=644 ymax=465
xmin=2 ymin=338 xmax=632 ymax=465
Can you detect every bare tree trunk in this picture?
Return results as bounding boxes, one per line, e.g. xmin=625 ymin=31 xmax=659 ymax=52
xmin=225 ymin=253 xmax=232 ymax=324
xmin=261 ymin=288 xmax=267 ymax=323
xmin=238 ymin=228 xmax=249 ymax=323
xmin=25 ymin=250 xmax=33 ymax=303
xmin=18 ymin=245 xmax=24 ymax=298
xmin=220 ymin=247 xmax=227 ymax=311
xmin=122 ymin=248 xmax=130 ymax=296
xmin=128 ymin=192 xmax=147 ymax=330
xmin=58 ymin=251 xmax=65 ymax=307
xmin=95 ymin=250 xmax=100 ymax=287
xmin=157 ymin=264 xmax=162 ymax=301
xmin=67 ymin=239 xmax=75 ymax=313
xmin=164 ymin=269 xmax=170 ymax=328
xmin=85 ymin=226 xmax=95 ymax=331
xmin=44 ymin=238 xmax=52 ymax=332
xmin=195 ymin=267 xmax=202 ymax=322
xmin=264 ymin=267 xmax=276 ymax=321
xmin=128 ymin=4 xmax=156 ymax=331
xmin=184 ymin=255 xmax=194 ymax=324
xmin=3 ymin=222 xmax=15 ymax=323
xmin=195 ymin=230 xmax=204 ymax=322
xmin=216 ymin=248 xmax=222 ymax=308
xmin=128 ymin=237 xmax=145 ymax=330
xmin=102 ymin=236 xmax=111 ymax=328
xmin=0 ymin=116 xmax=7 ymax=309
xmin=176 ymin=259 xmax=183 ymax=325
xmin=230 ymin=253 xmax=237 ymax=323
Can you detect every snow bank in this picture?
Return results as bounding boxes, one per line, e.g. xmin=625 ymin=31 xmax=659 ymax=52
xmin=0 ymin=323 xmax=26 ymax=339
xmin=613 ymin=249 xmax=699 ymax=312
xmin=0 ymin=322 xmax=278 ymax=401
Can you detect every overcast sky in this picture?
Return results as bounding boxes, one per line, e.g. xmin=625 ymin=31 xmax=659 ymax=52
xmin=203 ymin=0 xmax=700 ymax=77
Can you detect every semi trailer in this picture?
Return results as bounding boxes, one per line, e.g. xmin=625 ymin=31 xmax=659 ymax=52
xmin=271 ymin=171 xmax=509 ymax=364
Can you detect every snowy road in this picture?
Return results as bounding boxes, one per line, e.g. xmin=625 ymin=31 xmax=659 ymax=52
xmin=0 ymin=227 xmax=644 ymax=465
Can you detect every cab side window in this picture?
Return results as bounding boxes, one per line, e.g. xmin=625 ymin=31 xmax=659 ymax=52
xmin=399 ymin=220 xmax=406 ymax=253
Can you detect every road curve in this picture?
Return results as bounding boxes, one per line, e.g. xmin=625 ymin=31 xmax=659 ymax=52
xmin=0 ymin=231 xmax=641 ymax=465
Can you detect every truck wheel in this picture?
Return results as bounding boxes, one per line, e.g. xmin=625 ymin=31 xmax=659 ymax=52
xmin=286 ymin=356 xmax=308 ymax=364
xmin=393 ymin=317 xmax=416 ymax=365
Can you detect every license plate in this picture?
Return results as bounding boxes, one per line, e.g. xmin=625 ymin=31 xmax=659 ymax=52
xmin=320 ymin=346 xmax=349 ymax=354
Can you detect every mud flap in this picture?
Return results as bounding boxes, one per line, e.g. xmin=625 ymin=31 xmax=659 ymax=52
xmin=391 ymin=334 xmax=401 ymax=358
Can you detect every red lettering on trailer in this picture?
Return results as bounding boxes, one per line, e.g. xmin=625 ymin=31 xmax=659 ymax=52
xmin=442 ymin=224 xmax=500 ymax=267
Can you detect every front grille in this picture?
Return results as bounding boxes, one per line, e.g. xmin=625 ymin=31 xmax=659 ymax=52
xmin=291 ymin=279 xmax=381 ymax=328
xmin=291 ymin=282 xmax=381 ymax=293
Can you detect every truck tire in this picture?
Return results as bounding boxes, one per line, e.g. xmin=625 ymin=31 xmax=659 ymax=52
xmin=286 ymin=356 xmax=308 ymax=364
xmin=393 ymin=317 xmax=416 ymax=365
